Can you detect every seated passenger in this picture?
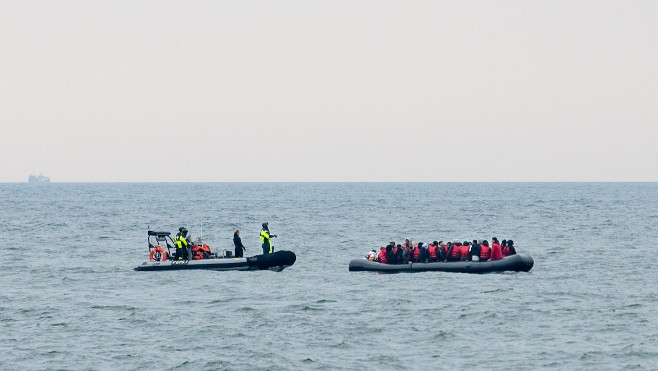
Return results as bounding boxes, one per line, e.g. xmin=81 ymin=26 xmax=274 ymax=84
xmin=479 ymin=240 xmax=491 ymax=261
xmin=191 ymin=243 xmax=211 ymax=260
xmin=503 ymin=239 xmax=517 ymax=256
xmin=442 ymin=242 xmax=451 ymax=262
xmin=460 ymin=241 xmax=470 ymax=261
xmin=401 ymin=244 xmax=411 ymax=263
xmin=501 ymin=240 xmax=507 ymax=255
xmin=469 ymin=239 xmax=481 ymax=261
xmin=386 ymin=243 xmax=395 ymax=264
xmin=447 ymin=241 xmax=461 ymax=262
xmin=438 ymin=241 xmax=447 ymax=261
xmin=411 ymin=243 xmax=423 ymax=262
xmin=427 ymin=241 xmax=439 ymax=262
xmin=395 ymin=244 xmax=404 ymax=263
xmin=490 ymin=237 xmax=503 ymax=261
xmin=378 ymin=247 xmax=389 ymax=264
xmin=367 ymin=249 xmax=378 ymax=261
xmin=388 ymin=242 xmax=398 ymax=264
xmin=420 ymin=242 xmax=429 ymax=262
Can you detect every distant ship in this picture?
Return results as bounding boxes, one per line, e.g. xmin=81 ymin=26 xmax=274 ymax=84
xmin=28 ymin=174 xmax=50 ymax=184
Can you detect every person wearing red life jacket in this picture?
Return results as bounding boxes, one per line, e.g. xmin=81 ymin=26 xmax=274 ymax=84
xmin=385 ymin=243 xmax=395 ymax=264
xmin=427 ymin=241 xmax=439 ymax=262
xmin=378 ymin=247 xmax=388 ymax=264
xmin=490 ymin=237 xmax=503 ymax=261
xmin=460 ymin=241 xmax=470 ymax=261
xmin=410 ymin=243 xmax=423 ymax=262
xmin=449 ymin=241 xmax=462 ymax=262
xmin=192 ymin=243 xmax=211 ymax=260
xmin=469 ymin=239 xmax=481 ymax=261
xmin=479 ymin=240 xmax=491 ymax=261
xmin=501 ymin=240 xmax=507 ymax=256
xmin=503 ymin=239 xmax=517 ymax=256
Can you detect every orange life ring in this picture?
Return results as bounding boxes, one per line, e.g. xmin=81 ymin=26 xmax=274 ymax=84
xmin=149 ymin=246 xmax=168 ymax=262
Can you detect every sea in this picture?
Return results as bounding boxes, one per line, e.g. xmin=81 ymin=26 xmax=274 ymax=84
xmin=1 ymin=183 xmax=657 ymax=370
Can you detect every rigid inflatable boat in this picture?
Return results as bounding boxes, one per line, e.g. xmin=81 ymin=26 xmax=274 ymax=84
xmin=348 ymin=254 xmax=534 ymax=274
xmin=135 ymin=230 xmax=296 ymax=272
xmin=135 ymin=250 xmax=296 ymax=272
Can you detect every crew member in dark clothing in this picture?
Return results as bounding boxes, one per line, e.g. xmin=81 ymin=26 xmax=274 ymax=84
xmin=260 ymin=222 xmax=277 ymax=254
xmin=233 ymin=229 xmax=245 ymax=257
xmin=174 ymin=227 xmax=190 ymax=260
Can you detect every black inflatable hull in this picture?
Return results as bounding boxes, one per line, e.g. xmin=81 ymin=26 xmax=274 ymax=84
xmin=134 ymin=250 xmax=296 ymax=272
xmin=349 ymin=254 xmax=534 ymax=274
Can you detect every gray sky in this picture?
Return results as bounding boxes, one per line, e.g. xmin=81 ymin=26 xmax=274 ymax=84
xmin=1 ymin=0 xmax=657 ymax=182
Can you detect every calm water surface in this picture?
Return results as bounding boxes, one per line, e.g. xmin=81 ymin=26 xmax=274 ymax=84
xmin=1 ymin=183 xmax=657 ymax=370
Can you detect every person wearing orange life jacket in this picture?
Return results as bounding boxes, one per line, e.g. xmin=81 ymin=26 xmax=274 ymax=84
xmin=460 ymin=241 xmax=471 ymax=261
xmin=503 ymin=239 xmax=517 ymax=256
xmin=447 ymin=241 xmax=462 ymax=262
xmin=427 ymin=241 xmax=439 ymax=262
xmin=490 ymin=237 xmax=503 ymax=261
xmin=410 ymin=242 xmax=423 ymax=262
xmin=378 ymin=247 xmax=389 ymax=264
xmin=469 ymin=239 xmax=481 ymax=261
xmin=192 ymin=243 xmax=211 ymax=260
xmin=479 ymin=240 xmax=491 ymax=261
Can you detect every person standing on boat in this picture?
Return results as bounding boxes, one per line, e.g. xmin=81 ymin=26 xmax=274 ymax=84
xmin=260 ymin=222 xmax=277 ymax=254
xmin=174 ymin=227 xmax=190 ymax=260
xmin=233 ymin=229 xmax=246 ymax=258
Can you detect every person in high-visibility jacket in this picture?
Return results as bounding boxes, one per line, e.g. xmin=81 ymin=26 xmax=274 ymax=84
xmin=174 ymin=227 xmax=190 ymax=260
xmin=259 ymin=222 xmax=277 ymax=254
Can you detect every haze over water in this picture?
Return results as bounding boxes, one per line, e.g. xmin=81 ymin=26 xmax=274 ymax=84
xmin=1 ymin=183 xmax=657 ymax=370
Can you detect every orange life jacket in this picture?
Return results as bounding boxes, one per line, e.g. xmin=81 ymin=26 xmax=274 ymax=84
xmin=412 ymin=247 xmax=421 ymax=261
xmin=460 ymin=245 xmax=469 ymax=259
xmin=480 ymin=245 xmax=491 ymax=260
xmin=450 ymin=245 xmax=462 ymax=259
xmin=428 ymin=244 xmax=438 ymax=259
xmin=491 ymin=243 xmax=503 ymax=260
xmin=378 ymin=248 xmax=388 ymax=264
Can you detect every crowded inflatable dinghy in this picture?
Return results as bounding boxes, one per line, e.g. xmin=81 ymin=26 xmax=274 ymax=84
xmin=349 ymin=254 xmax=534 ymax=273
xmin=134 ymin=231 xmax=296 ymax=272
xmin=349 ymin=238 xmax=533 ymax=274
